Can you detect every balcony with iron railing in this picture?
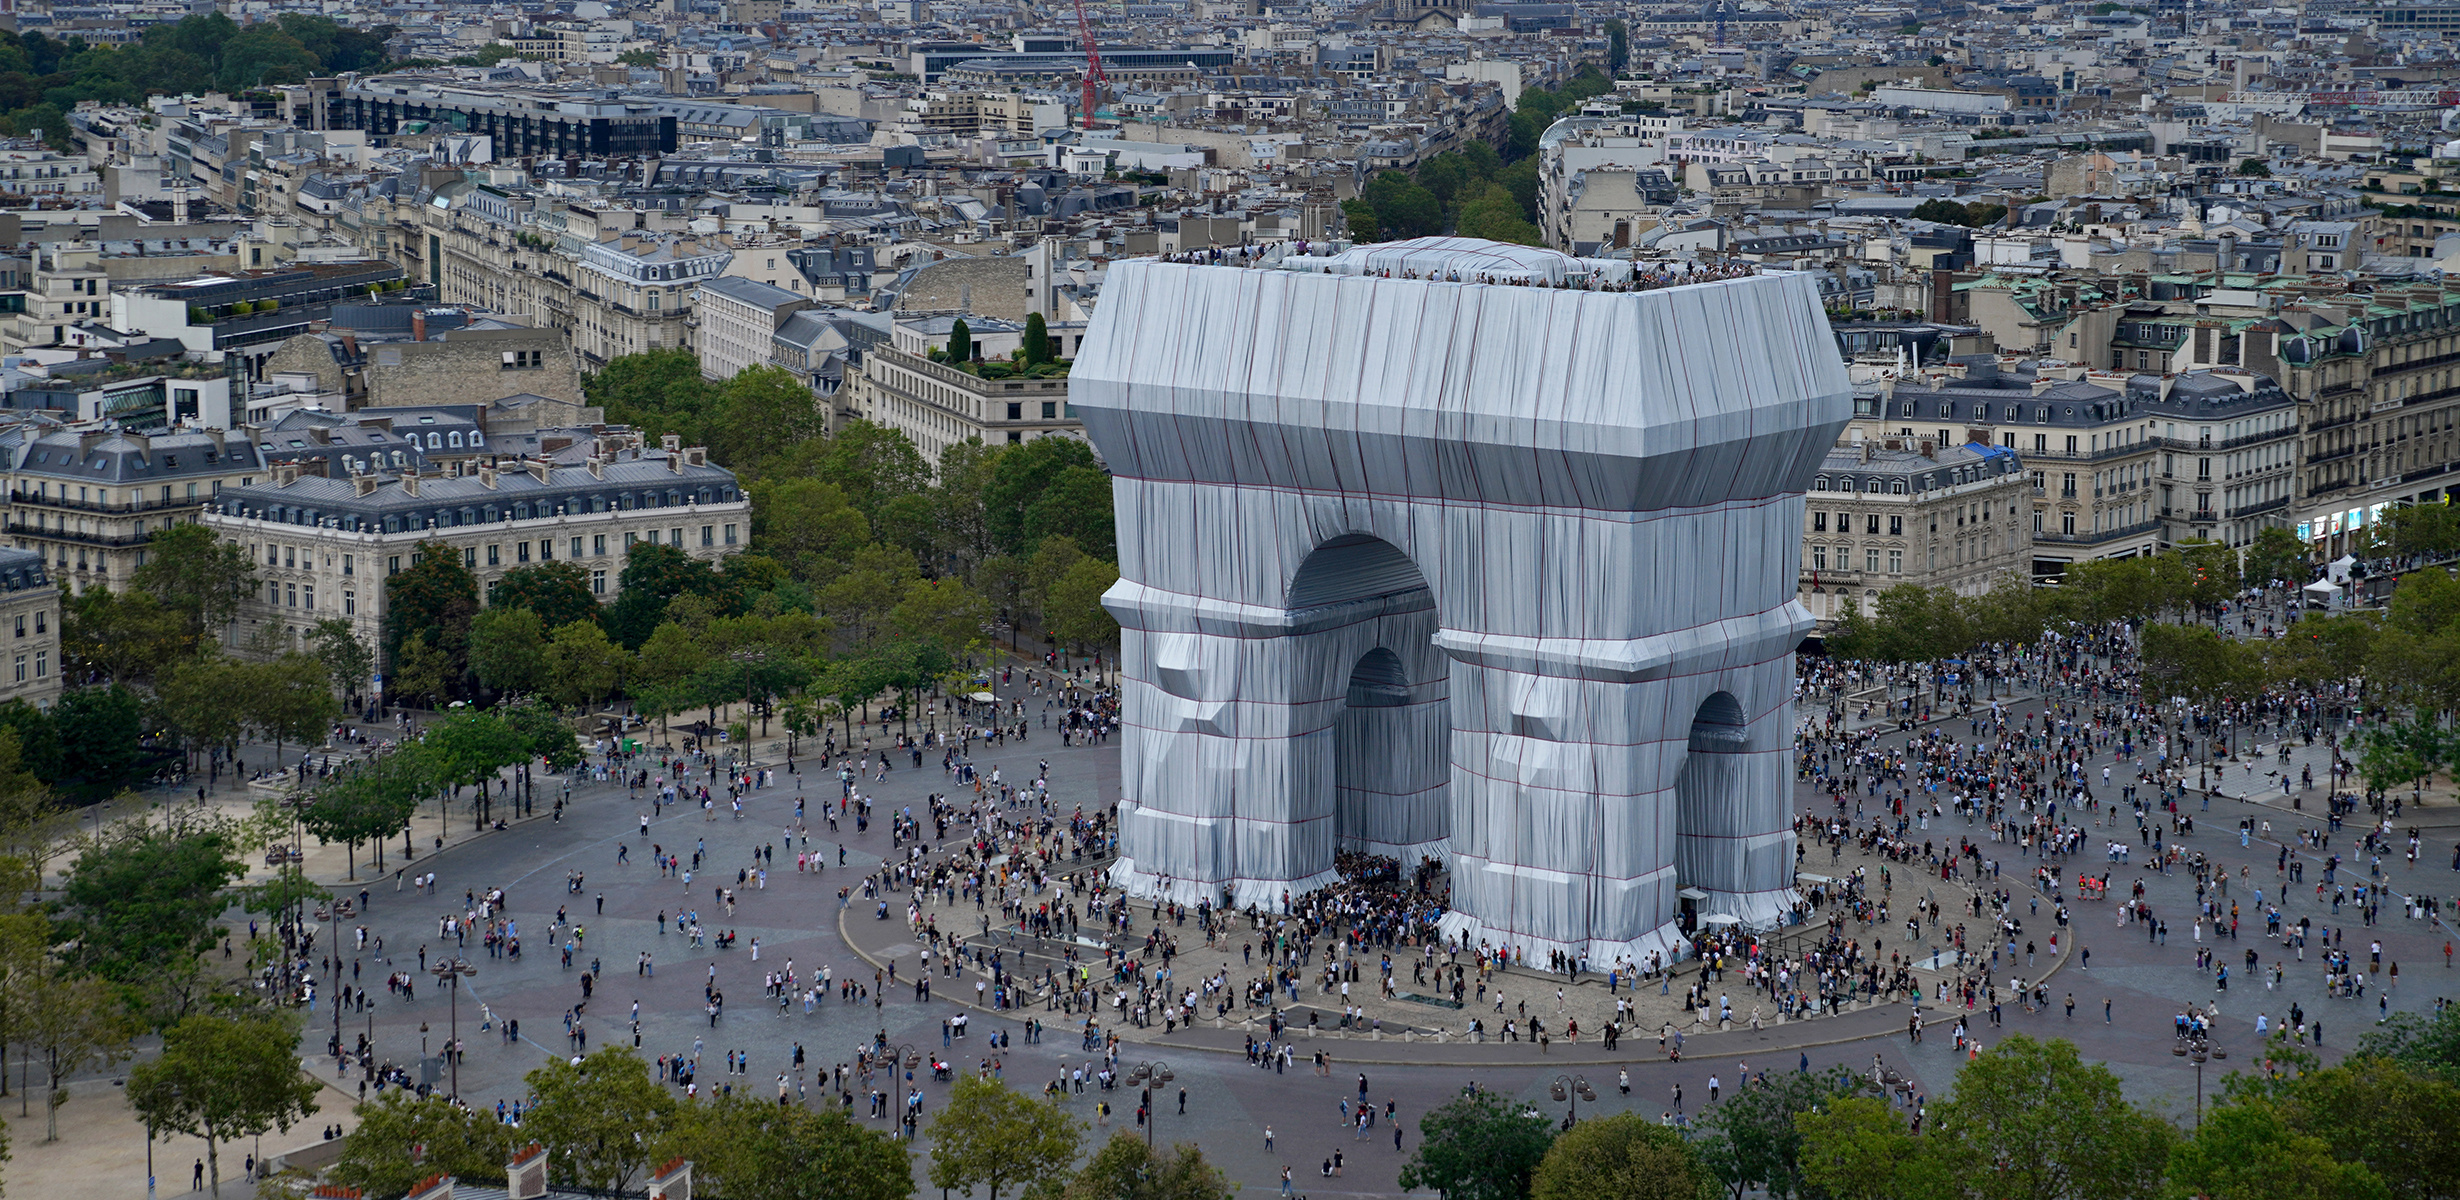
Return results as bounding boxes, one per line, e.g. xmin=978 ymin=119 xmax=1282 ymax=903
xmin=2034 ymin=516 xmax=2165 ymax=547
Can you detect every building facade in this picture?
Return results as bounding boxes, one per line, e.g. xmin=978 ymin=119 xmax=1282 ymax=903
xmin=850 ymin=344 xmax=1078 ymax=466
xmin=1801 ymin=440 xmax=2033 ymax=622
xmin=202 ymin=440 xmax=748 ymax=667
xmin=4 ymin=427 xmax=265 ymax=594
xmin=694 ymin=276 xmax=810 ymax=382
xmin=0 ymin=549 xmax=61 ymax=708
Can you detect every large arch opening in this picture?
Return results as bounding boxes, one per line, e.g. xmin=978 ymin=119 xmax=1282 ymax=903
xmin=1673 ymin=691 xmax=1750 ymax=933
xmin=1287 ymin=535 xmax=1452 ymax=867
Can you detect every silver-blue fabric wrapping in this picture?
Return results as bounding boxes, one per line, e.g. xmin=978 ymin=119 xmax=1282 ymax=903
xmin=1072 ymin=241 xmax=1853 ymax=964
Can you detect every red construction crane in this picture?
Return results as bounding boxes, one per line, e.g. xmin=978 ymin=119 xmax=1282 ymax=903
xmin=1071 ymin=0 xmax=1109 ymax=129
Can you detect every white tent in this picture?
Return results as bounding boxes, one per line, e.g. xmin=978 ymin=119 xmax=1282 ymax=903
xmin=2327 ymin=555 xmax=2359 ymax=584
xmin=2303 ymin=579 xmax=2344 ymax=609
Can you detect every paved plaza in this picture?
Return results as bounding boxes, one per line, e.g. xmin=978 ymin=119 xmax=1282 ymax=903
xmin=26 ymin=638 xmax=2460 ymax=1200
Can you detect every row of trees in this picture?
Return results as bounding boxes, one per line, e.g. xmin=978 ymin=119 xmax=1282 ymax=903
xmin=1342 ymin=63 xmax=1616 ymax=246
xmin=1400 ymin=1024 xmax=2460 ymax=1200
xmin=0 ymin=15 xmax=398 ymax=149
xmin=1828 ymin=531 xmax=2309 ymax=667
xmin=332 ymin=1048 xmax=1235 ymax=1200
xmin=330 ymin=350 xmax=1126 ymax=721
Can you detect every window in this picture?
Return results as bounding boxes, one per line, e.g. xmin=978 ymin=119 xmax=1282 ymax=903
xmin=266 ymin=543 xmax=279 ymax=566
xmin=1888 ymin=550 xmax=1902 ymax=573
xmin=342 ymin=554 xmax=353 ymax=577
xmin=540 ymin=538 xmax=553 ymax=561
xmin=1865 ymin=549 xmax=1880 ymax=573
xmin=723 ymin=524 xmax=737 ymax=546
xmin=487 ymin=544 xmax=501 ymax=566
xmin=10 ymin=656 xmax=20 ymax=683
xmin=571 ymin=537 xmax=584 ymax=559
xmin=31 ymin=651 xmax=43 ymax=679
xmin=518 ymin=541 xmax=531 ymax=563
xmin=268 ymin=581 xmax=281 ymax=605
xmin=285 ymin=583 xmax=297 ymax=608
xmin=1813 ymin=513 xmax=1827 ymax=532
xmin=388 ymin=556 xmax=400 ymax=576
xmin=701 ymin=525 xmax=714 ymax=547
xmin=1864 ymin=515 xmax=1879 ymax=535
xmin=670 ymin=528 xmax=684 ymax=547
xmin=593 ymin=534 xmax=606 ymax=556
xmin=463 ymin=547 xmax=476 ymax=569
xmin=303 ymin=586 xmax=314 ymax=611
xmin=1042 ymin=402 xmax=1058 ymax=420
xmin=625 ymin=532 xmax=638 ymax=548
xmin=591 ymin=569 xmax=607 ymax=595
xmin=344 ymin=590 xmax=355 ymax=616
xmin=1889 ymin=516 xmax=1902 ymax=536
xmin=1812 ymin=546 xmax=1827 ymax=571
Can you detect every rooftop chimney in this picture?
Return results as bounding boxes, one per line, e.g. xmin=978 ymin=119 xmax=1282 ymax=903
xmin=506 ymin=1145 xmax=548 ymax=1200
xmin=403 ymin=1174 xmax=452 ymax=1200
xmin=648 ymin=1158 xmax=693 ymax=1200
xmin=411 ymin=310 xmax=427 ymax=342
xmin=399 ymin=471 xmax=419 ymax=497
xmin=478 ymin=463 xmax=497 ymax=490
xmin=354 ymin=473 xmax=378 ymax=497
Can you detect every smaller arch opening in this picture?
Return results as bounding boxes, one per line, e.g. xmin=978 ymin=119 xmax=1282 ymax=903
xmin=1346 ymin=648 xmax=1410 ymax=708
xmin=1287 ymin=534 xmax=1428 ymax=611
xmin=1689 ymin=691 xmax=1748 ymax=751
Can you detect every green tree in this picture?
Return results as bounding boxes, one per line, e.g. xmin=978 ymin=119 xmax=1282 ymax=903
xmin=1456 ymin=183 xmax=1545 ymax=246
xmin=812 ymin=420 xmax=932 ymax=529
xmin=585 ymin=348 xmax=717 ymax=445
xmin=709 ymin=365 xmax=825 ymax=474
xmin=383 ymin=539 xmax=479 ymax=697
xmin=60 ymin=585 xmax=191 ymax=684
xmin=748 ymin=477 xmax=871 ymax=583
xmin=1023 ymin=311 xmax=1055 ymax=366
xmin=604 ymin=542 xmax=722 ymax=649
xmin=491 ymin=561 xmax=599 ymax=631
xmin=678 ymin=1091 xmax=914 ymax=1200
xmin=544 ymin=620 xmax=625 ymax=710
xmin=329 ymin=1091 xmax=517 ymax=1196
xmin=984 ymin=436 xmax=1109 ymax=558
xmin=58 ymin=816 xmax=243 ymax=986
xmin=125 ymin=1013 xmax=322 ymax=1198
xmin=1794 ymin=1095 xmax=1931 ymax=1200
xmin=245 ymin=653 xmax=341 ymax=765
xmin=1363 ymin=170 xmax=1444 ymax=238
xmin=2269 ymin=1057 xmax=2460 ymax=1199
xmin=1062 ymin=1132 xmax=1229 ymax=1200
xmin=468 ymin=606 xmax=550 ymax=696
xmin=2165 ymin=1099 xmax=2388 ymax=1200
xmin=134 ymin=522 xmax=258 ymax=642
xmin=892 ymin=576 xmax=991 ymax=653
xmin=820 ymin=543 xmax=921 ymax=651
xmin=2242 ymin=525 xmax=2310 ymax=588
xmin=2356 ymin=1001 xmax=2460 ymax=1086
xmin=1531 ymin=1111 xmax=1715 ymax=1200
xmin=614 ymin=47 xmax=658 ymax=67
xmin=2238 ymin=158 xmax=2272 ymax=176
xmin=925 ymin=1074 xmax=1084 ymax=1200
xmin=1693 ymin=1066 xmax=1860 ymax=1199
xmin=1047 ymin=558 xmax=1121 ymax=652
xmin=1923 ymin=1035 xmax=2174 ymax=1200
xmin=26 ymin=970 xmax=134 ymax=1142
xmin=51 ymin=684 xmax=148 ymax=801
xmin=1397 ymin=1091 xmax=1555 ymax=1200
xmin=947 ymin=318 xmax=974 ymax=365
xmin=523 ymin=1048 xmax=678 ymax=1193
xmin=308 ymin=618 xmax=375 ymax=702
xmin=1341 ymin=198 xmax=1383 ymax=241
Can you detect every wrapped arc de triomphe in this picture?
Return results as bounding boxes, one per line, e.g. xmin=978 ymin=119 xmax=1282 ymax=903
xmin=1070 ymin=238 xmax=1853 ymax=965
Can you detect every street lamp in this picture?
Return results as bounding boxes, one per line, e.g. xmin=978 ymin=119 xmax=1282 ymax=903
xmin=1125 ymin=1060 xmax=1173 ymax=1146
xmin=1548 ymin=1073 xmax=1596 ymax=1130
xmin=2172 ymin=1034 xmax=2225 ymax=1127
xmin=431 ymin=958 xmax=477 ymax=1098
